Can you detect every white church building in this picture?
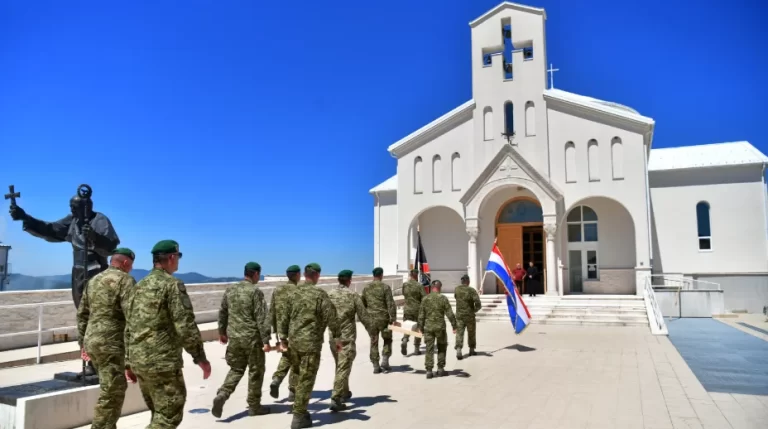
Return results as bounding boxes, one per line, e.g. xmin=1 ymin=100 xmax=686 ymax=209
xmin=370 ymin=2 xmax=768 ymax=313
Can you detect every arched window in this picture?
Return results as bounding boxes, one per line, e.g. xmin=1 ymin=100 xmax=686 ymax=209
xmin=432 ymin=155 xmax=442 ymax=193
xmin=525 ymin=101 xmax=536 ymax=136
xmin=497 ymin=199 xmax=543 ymax=223
xmin=413 ymin=157 xmax=423 ymax=194
xmin=451 ymin=152 xmax=461 ymax=191
xmin=565 ymin=141 xmax=576 ymax=183
xmin=483 ymin=107 xmax=494 ymax=141
xmin=588 ymin=139 xmax=599 ymax=181
xmin=611 ymin=137 xmax=624 ymax=179
xmin=696 ymin=202 xmax=711 ymax=250
xmin=566 ymin=205 xmax=599 ymax=283
xmin=504 ymin=102 xmax=514 ymax=137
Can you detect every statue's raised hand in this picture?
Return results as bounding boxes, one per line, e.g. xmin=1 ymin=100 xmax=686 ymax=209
xmin=9 ymin=205 xmax=27 ymax=221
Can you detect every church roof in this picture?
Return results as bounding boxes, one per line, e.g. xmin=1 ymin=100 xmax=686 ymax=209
xmin=469 ymin=2 xmax=546 ymax=28
xmin=369 ymin=175 xmax=397 ymax=193
xmin=648 ymin=141 xmax=768 ymax=171
xmin=543 ymin=89 xmax=653 ymax=125
xmin=387 ymin=100 xmax=475 ymax=158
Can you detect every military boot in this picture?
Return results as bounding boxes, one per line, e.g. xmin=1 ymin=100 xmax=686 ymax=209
xmin=373 ymin=362 xmax=382 ymax=374
xmin=211 ymin=393 xmax=227 ymax=418
xmin=413 ymin=345 xmax=421 ymax=355
xmin=456 ymin=349 xmax=463 ymax=360
xmin=401 ymin=342 xmax=407 ymax=356
xmin=248 ymin=405 xmax=270 ymax=416
xmin=83 ymin=361 xmax=96 ymax=377
xmin=269 ymin=379 xmax=280 ymax=399
xmin=329 ymin=397 xmax=347 ymax=412
xmin=287 ymin=388 xmax=296 ymax=402
xmin=381 ymin=356 xmax=391 ymax=372
xmin=469 ymin=348 xmax=477 ymax=356
xmin=343 ymin=390 xmax=353 ymax=401
xmin=290 ymin=413 xmax=312 ymax=429
xmin=436 ymin=368 xmax=446 ymax=377
xmin=426 ymin=370 xmax=434 ymax=379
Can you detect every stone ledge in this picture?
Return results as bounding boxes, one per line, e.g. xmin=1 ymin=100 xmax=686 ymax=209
xmin=0 ymin=379 xmax=146 ymax=429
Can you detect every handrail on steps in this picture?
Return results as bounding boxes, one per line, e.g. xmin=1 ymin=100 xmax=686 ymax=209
xmin=643 ymin=276 xmax=668 ymax=335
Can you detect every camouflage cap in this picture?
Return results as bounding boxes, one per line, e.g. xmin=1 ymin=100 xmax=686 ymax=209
xmin=111 ymin=248 xmax=135 ymax=261
xmin=372 ymin=267 xmax=384 ymax=276
xmin=151 ymin=240 xmax=180 ymax=255
xmin=305 ymin=262 xmax=322 ymax=273
xmin=338 ymin=269 xmax=353 ymax=278
xmin=286 ymin=265 xmax=301 ymax=273
xmin=460 ymin=274 xmax=470 ymax=281
xmin=245 ymin=262 xmax=261 ymax=272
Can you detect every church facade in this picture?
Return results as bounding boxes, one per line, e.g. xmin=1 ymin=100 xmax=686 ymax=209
xmin=370 ymin=2 xmax=768 ymax=312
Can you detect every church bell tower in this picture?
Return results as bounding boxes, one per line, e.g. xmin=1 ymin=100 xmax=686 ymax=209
xmin=469 ymin=2 xmax=550 ymax=176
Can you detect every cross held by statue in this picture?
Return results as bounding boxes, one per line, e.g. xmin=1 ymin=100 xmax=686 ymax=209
xmin=4 ymin=185 xmax=20 ymax=207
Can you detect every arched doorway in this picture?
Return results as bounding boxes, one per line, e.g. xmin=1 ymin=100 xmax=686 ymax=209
xmin=495 ymin=197 xmax=545 ymax=294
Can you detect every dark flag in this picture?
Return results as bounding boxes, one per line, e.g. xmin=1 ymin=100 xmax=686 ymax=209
xmin=414 ymin=231 xmax=431 ymax=293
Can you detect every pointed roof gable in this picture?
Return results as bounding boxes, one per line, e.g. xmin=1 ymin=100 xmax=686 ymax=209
xmin=387 ymin=100 xmax=475 ymax=158
xmin=469 ymin=2 xmax=547 ymax=28
xmin=459 ymin=144 xmax=563 ymax=206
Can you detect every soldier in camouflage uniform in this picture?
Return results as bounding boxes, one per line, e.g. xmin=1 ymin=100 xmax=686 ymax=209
xmin=76 ymin=248 xmax=136 ymax=429
xmin=278 ymin=263 xmax=341 ymax=429
xmin=361 ymin=267 xmax=396 ymax=374
xmin=400 ymin=269 xmax=426 ymax=356
xmin=212 ymin=262 xmax=272 ymax=418
xmin=417 ymin=280 xmax=457 ymax=379
xmin=269 ymin=265 xmax=301 ymax=402
xmin=453 ymin=274 xmax=482 ymax=360
xmin=123 ymin=240 xmax=211 ymax=428
xmin=327 ymin=269 xmax=371 ymax=412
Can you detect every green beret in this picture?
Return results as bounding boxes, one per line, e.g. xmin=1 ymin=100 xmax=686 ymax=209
xmin=338 ymin=269 xmax=353 ymax=278
xmin=151 ymin=240 xmax=180 ymax=255
xmin=245 ymin=262 xmax=262 ymax=272
xmin=305 ymin=262 xmax=322 ymax=273
xmin=286 ymin=265 xmax=301 ymax=273
xmin=461 ymin=274 xmax=470 ymax=281
xmin=111 ymin=248 xmax=135 ymax=261
xmin=372 ymin=267 xmax=384 ymax=276
xmin=431 ymin=280 xmax=442 ymax=287
xmin=410 ymin=268 xmax=419 ymax=274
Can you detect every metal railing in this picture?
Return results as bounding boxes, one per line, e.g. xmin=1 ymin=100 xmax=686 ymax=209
xmin=643 ymin=276 xmax=668 ymax=335
xmin=0 ymin=277 xmax=403 ymax=365
xmin=649 ymin=274 xmax=721 ymax=291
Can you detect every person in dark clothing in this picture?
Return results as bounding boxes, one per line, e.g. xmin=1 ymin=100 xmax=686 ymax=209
xmin=526 ymin=262 xmax=540 ymax=297
xmin=10 ymin=190 xmax=120 ymax=376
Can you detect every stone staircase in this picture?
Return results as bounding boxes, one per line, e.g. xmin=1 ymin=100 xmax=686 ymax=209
xmin=396 ymin=294 xmax=649 ymax=327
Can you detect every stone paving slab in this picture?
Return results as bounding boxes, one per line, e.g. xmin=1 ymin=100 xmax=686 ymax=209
xmin=667 ymin=318 xmax=768 ymax=396
xmin=0 ymin=323 xmax=756 ymax=429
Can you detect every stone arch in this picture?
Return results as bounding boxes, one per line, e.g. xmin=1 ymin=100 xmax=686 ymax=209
xmin=406 ymin=205 xmax=468 ymax=291
xmin=559 ymin=196 xmax=637 ymax=295
xmin=465 ymin=176 xmax=557 ymax=221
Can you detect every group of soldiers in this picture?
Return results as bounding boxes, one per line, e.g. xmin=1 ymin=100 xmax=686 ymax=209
xmin=75 ymin=241 xmax=484 ymax=429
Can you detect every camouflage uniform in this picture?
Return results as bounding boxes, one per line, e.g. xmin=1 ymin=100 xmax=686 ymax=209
xmin=278 ymin=263 xmax=340 ymax=428
xmin=417 ymin=287 xmax=457 ymax=377
xmin=400 ymin=278 xmax=426 ymax=355
xmin=76 ymin=253 xmax=136 ymax=429
xmin=327 ymin=275 xmax=370 ymax=407
xmin=268 ymin=267 xmax=301 ymax=400
xmin=453 ymin=281 xmax=482 ymax=357
xmin=124 ymin=248 xmax=207 ymax=429
xmin=213 ymin=272 xmax=271 ymax=417
xmin=361 ymin=270 xmax=396 ymax=372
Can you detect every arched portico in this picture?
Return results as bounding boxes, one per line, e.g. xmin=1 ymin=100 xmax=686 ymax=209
xmin=559 ymin=197 xmax=638 ymax=295
xmin=405 ymin=205 xmax=468 ymax=292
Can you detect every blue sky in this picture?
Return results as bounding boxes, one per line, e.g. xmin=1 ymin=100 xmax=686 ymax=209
xmin=1 ymin=0 xmax=765 ymax=277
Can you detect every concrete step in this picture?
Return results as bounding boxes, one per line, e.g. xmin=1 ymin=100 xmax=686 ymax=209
xmin=535 ymin=318 xmax=649 ymax=327
xmin=550 ymin=307 xmax=647 ymax=314
xmin=545 ymin=312 xmax=648 ymax=321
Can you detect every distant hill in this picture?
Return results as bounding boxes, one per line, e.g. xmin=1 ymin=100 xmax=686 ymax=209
xmin=3 ymin=270 xmax=253 ymax=291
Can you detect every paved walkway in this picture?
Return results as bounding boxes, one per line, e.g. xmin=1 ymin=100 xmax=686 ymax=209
xmin=2 ymin=323 xmax=764 ymax=428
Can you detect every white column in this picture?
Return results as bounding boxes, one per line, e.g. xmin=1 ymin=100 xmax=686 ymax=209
xmin=466 ymin=226 xmax=479 ymax=293
xmin=544 ymin=222 xmax=558 ymax=296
